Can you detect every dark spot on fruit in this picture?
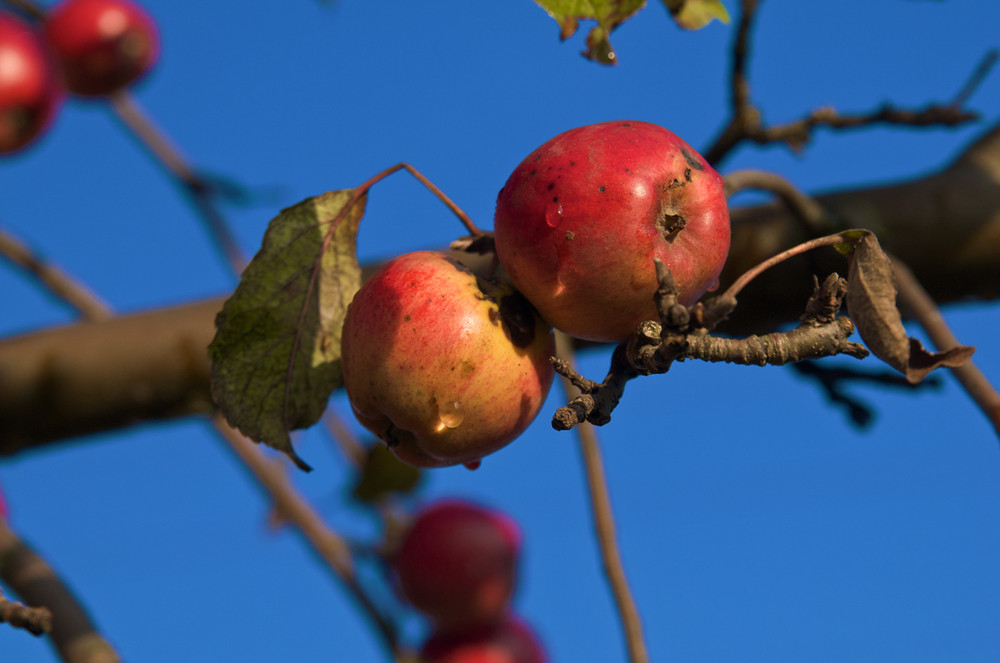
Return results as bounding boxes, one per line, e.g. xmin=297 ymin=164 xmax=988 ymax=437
xmin=461 ymin=361 xmax=476 ymax=377
xmin=404 ymin=314 xmax=411 ymax=322
xmin=624 ymin=168 xmax=631 ymax=172
xmin=658 ymin=214 xmax=687 ymax=241
xmin=684 ymin=167 xmax=692 ymax=182
xmin=565 ymin=231 xmax=575 ymax=240
xmin=529 ymin=169 xmax=536 ymax=176
xmin=599 ymin=186 xmax=605 ymax=192
xmin=547 ymin=182 xmax=555 ymax=190
xmin=552 ymin=197 xmax=559 ymax=203
xmin=621 ymin=122 xmax=632 ymax=127
xmin=443 ymin=256 xmax=474 ymax=275
xmin=498 ymin=290 xmax=537 ymax=348
xmin=570 ymin=161 xmax=576 ymax=166
xmin=681 ymin=148 xmax=704 ymax=171
xmin=488 ymin=308 xmax=500 ymax=325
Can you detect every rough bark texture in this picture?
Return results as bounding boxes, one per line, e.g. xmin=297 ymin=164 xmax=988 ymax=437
xmin=2 ymin=123 xmax=1000 ymax=455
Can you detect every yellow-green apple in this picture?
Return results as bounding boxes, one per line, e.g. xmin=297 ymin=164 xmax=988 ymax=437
xmin=421 ymin=615 xmax=548 ymax=663
xmin=0 ymin=12 xmax=64 ymax=154
xmin=493 ymin=120 xmax=730 ymax=342
xmin=340 ymin=251 xmax=554 ymax=468
xmin=394 ymin=500 xmax=520 ymax=630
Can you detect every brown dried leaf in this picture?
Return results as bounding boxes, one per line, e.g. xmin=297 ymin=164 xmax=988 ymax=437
xmin=846 ymin=233 xmax=909 ymax=372
xmin=904 ymin=338 xmax=976 ymax=383
xmin=846 ymin=232 xmax=975 ymax=382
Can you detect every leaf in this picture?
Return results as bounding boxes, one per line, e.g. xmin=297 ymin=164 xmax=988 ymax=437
xmin=351 ymin=443 xmax=423 ymax=504
xmin=660 ymin=0 xmax=730 ymax=30
xmin=209 ymin=190 xmax=366 ymax=471
xmin=845 ymin=232 xmax=974 ymax=383
xmin=533 ymin=0 xmax=647 ymax=65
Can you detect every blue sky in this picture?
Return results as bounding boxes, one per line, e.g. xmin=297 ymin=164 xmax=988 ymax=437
xmin=2 ymin=1 xmax=1000 ymax=661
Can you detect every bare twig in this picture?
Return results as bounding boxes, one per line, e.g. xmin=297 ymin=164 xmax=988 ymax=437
xmin=704 ymin=0 xmax=982 ymax=164
xmin=892 ymin=259 xmax=1000 ymax=437
xmin=0 ymin=520 xmax=120 ymax=663
xmin=554 ymin=332 xmax=648 ymax=663
xmin=0 ymin=0 xmax=45 ymax=20
xmin=0 ymin=227 xmax=113 ymax=321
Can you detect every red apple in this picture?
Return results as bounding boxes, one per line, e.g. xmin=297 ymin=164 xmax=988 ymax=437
xmin=394 ymin=500 xmax=521 ymax=630
xmin=421 ymin=615 xmax=548 ymax=663
xmin=493 ymin=120 xmax=730 ymax=342
xmin=341 ymin=251 xmax=554 ymax=468
xmin=0 ymin=12 xmax=63 ymax=154
xmin=44 ymin=0 xmax=159 ymax=97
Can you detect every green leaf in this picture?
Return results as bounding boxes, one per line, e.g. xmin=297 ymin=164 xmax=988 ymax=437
xmin=351 ymin=443 xmax=423 ymax=504
xmin=533 ymin=0 xmax=647 ymax=65
xmin=209 ymin=190 xmax=366 ymax=471
xmin=660 ymin=0 xmax=730 ymax=30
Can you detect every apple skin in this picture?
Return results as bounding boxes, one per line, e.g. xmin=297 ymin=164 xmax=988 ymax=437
xmin=44 ymin=0 xmax=159 ymax=97
xmin=421 ymin=615 xmax=548 ymax=663
xmin=394 ymin=500 xmax=521 ymax=630
xmin=340 ymin=251 xmax=554 ymax=468
xmin=493 ymin=120 xmax=730 ymax=342
xmin=0 ymin=12 xmax=64 ymax=154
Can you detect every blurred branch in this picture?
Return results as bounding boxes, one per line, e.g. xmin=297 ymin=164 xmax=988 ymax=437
xmin=212 ymin=415 xmax=405 ymax=661
xmin=0 ymin=226 xmax=405 ymax=660
xmin=554 ymin=332 xmax=648 ymax=663
xmin=0 ymin=586 xmax=53 ymax=636
xmin=892 ymin=259 xmax=1000 ymax=436
xmin=108 ymin=92 xmax=248 ymax=274
xmin=0 ymin=519 xmax=120 ymax=663
xmin=0 ymin=227 xmax=113 ymax=321
xmin=723 ymin=168 xmax=828 ymax=233
xmin=703 ymin=0 xmax=984 ymax=165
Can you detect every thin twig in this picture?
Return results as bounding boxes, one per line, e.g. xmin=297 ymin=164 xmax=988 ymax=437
xmin=892 ymin=259 xmax=1000 ymax=437
xmin=0 ymin=227 xmax=114 ymax=321
xmin=0 ymin=0 xmax=45 ymax=20
xmin=554 ymin=332 xmax=648 ymax=663
xmin=951 ymin=49 xmax=1000 ymax=109
xmin=0 ymin=520 xmax=120 ymax=662
xmin=108 ymin=92 xmax=249 ymax=274
xmin=212 ymin=415 xmax=405 ymax=660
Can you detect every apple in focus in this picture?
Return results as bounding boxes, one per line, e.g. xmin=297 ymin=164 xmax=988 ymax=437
xmin=493 ymin=120 xmax=730 ymax=342
xmin=340 ymin=251 xmax=554 ymax=468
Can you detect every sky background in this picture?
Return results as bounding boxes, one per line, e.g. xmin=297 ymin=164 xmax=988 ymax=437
xmin=2 ymin=1 xmax=1000 ymax=661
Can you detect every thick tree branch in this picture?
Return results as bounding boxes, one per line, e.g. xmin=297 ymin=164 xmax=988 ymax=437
xmin=3 ymin=122 xmax=1000 ymax=451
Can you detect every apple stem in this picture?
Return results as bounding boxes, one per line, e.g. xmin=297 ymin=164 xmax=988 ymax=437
xmin=354 ymin=162 xmax=485 ymax=238
xmin=719 ymin=231 xmax=860 ymax=301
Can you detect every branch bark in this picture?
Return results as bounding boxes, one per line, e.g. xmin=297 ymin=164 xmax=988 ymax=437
xmin=3 ymin=122 xmax=1000 ymax=453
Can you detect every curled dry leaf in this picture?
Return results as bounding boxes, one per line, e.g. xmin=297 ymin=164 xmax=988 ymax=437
xmin=845 ymin=232 xmax=974 ymax=383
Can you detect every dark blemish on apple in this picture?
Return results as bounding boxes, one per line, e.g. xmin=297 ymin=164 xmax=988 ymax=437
xmin=565 ymin=231 xmax=575 ymax=240
xmin=498 ymin=291 xmax=537 ymax=348
xmin=442 ymin=255 xmax=474 ymax=275
xmin=529 ymin=170 xmax=536 ymax=176
xmin=488 ymin=308 xmax=500 ymax=326
xmin=599 ymin=186 xmax=606 ymax=192
xmin=552 ymin=197 xmax=558 ymax=203
xmin=684 ymin=167 xmax=692 ymax=182
xmin=461 ymin=360 xmax=476 ymax=377
xmin=547 ymin=182 xmax=555 ymax=190
xmin=681 ymin=148 xmax=704 ymax=171
xmin=621 ymin=122 xmax=632 ymax=127
xmin=404 ymin=314 xmax=411 ymax=322
xmin=570 ymin=161 xmax=576 ymax=166
xmin=658 ymin=214 xmax=687 ymax=242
